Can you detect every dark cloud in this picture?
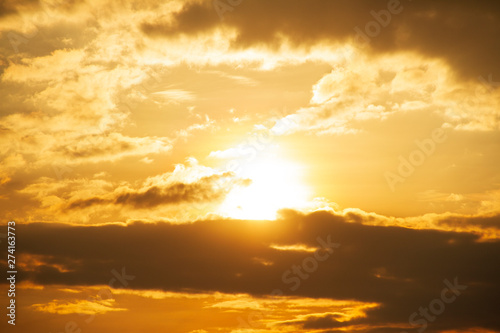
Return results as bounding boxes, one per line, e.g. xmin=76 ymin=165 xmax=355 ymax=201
xmin=0 ymin=0 xmax=39 ymax=18
xmin=0 ymin=3 xmax=16 ymax=18
xmin=141 ymin=0 xmax=500 ymax=81
xmin=298 ymin=314 xmax=347 ymax=329
xmin=8 ymin=210 xmax=500 ymax=332
xmin=141 ymin=0 xmax=219 ymax=37
xmin=67 ymin=172 xmax=251 ymax=209
xmin=439 ymin=214 xmax=500 ymax=230
xmin=56 ymin=134 xmax=135 ymax=159
xmin=67 ymin=196 xmax=110 ymax=209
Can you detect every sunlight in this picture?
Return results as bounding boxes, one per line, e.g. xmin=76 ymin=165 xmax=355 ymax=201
xmin=218 ymin=154 xmax=311 ymax=220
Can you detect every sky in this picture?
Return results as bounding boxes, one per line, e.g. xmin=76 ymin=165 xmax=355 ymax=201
xmin=0 ymin=0 xmax=500 ymax=332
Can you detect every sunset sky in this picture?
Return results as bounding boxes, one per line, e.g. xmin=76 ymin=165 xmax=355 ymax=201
xmin=1 ymin=0 xmax=500 ymax=332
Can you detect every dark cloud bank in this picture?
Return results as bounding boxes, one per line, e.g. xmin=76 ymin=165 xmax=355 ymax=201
xmin=7 ymin=210 xmax=500 ymax=332
xmin=142 ymin=0 xmax=500 ymax=82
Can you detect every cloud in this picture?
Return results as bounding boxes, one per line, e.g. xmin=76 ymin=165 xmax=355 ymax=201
xmin=31 ymin=299 xmax=127 ymax=315
xmin=151 ymin=89 xmax=195 ymax=104
xmin=8 ymin=210 xmax=500 ymax=333
xmin=16 ymin=158 xmax=251 ymax=223
xmin=269 ymin=52 xmax=500 ymax=135
xmin=0 ymin=42 xmax=173 ymax=183
xmin=437 ymin=214 xmax=500 ymax=232
xmin=0 ymin=115 xmax=174 ymax=174
xmin=141 ymin=0 xmax=500 ymax=81
xmin=204 ymin=70 xmax=258 ymax=86
xmin=66 ymin=172 xmax=249 ymax=209
xmin=13 ymin=281 xmax=379 ymax=333
xmin=54 ymin=133 xmax=172 ymax=162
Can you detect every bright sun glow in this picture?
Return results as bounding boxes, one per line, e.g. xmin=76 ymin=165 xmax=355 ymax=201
xmin=218 ymin=153 xmax=311 ymax=220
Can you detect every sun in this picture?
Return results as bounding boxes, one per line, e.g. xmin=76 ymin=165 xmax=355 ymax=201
xmin=217 ymin=153 xmax=311 ymax=220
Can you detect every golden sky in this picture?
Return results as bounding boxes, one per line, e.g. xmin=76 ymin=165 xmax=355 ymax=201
xmin=1 ymin=0 xmax=500 ymax=332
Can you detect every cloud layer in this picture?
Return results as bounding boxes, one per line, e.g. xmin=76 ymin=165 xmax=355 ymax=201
xmin=142 ymin=0 xmax=500 ymax=81
xmin=6 ymin=210 xmax=500 ymax=332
